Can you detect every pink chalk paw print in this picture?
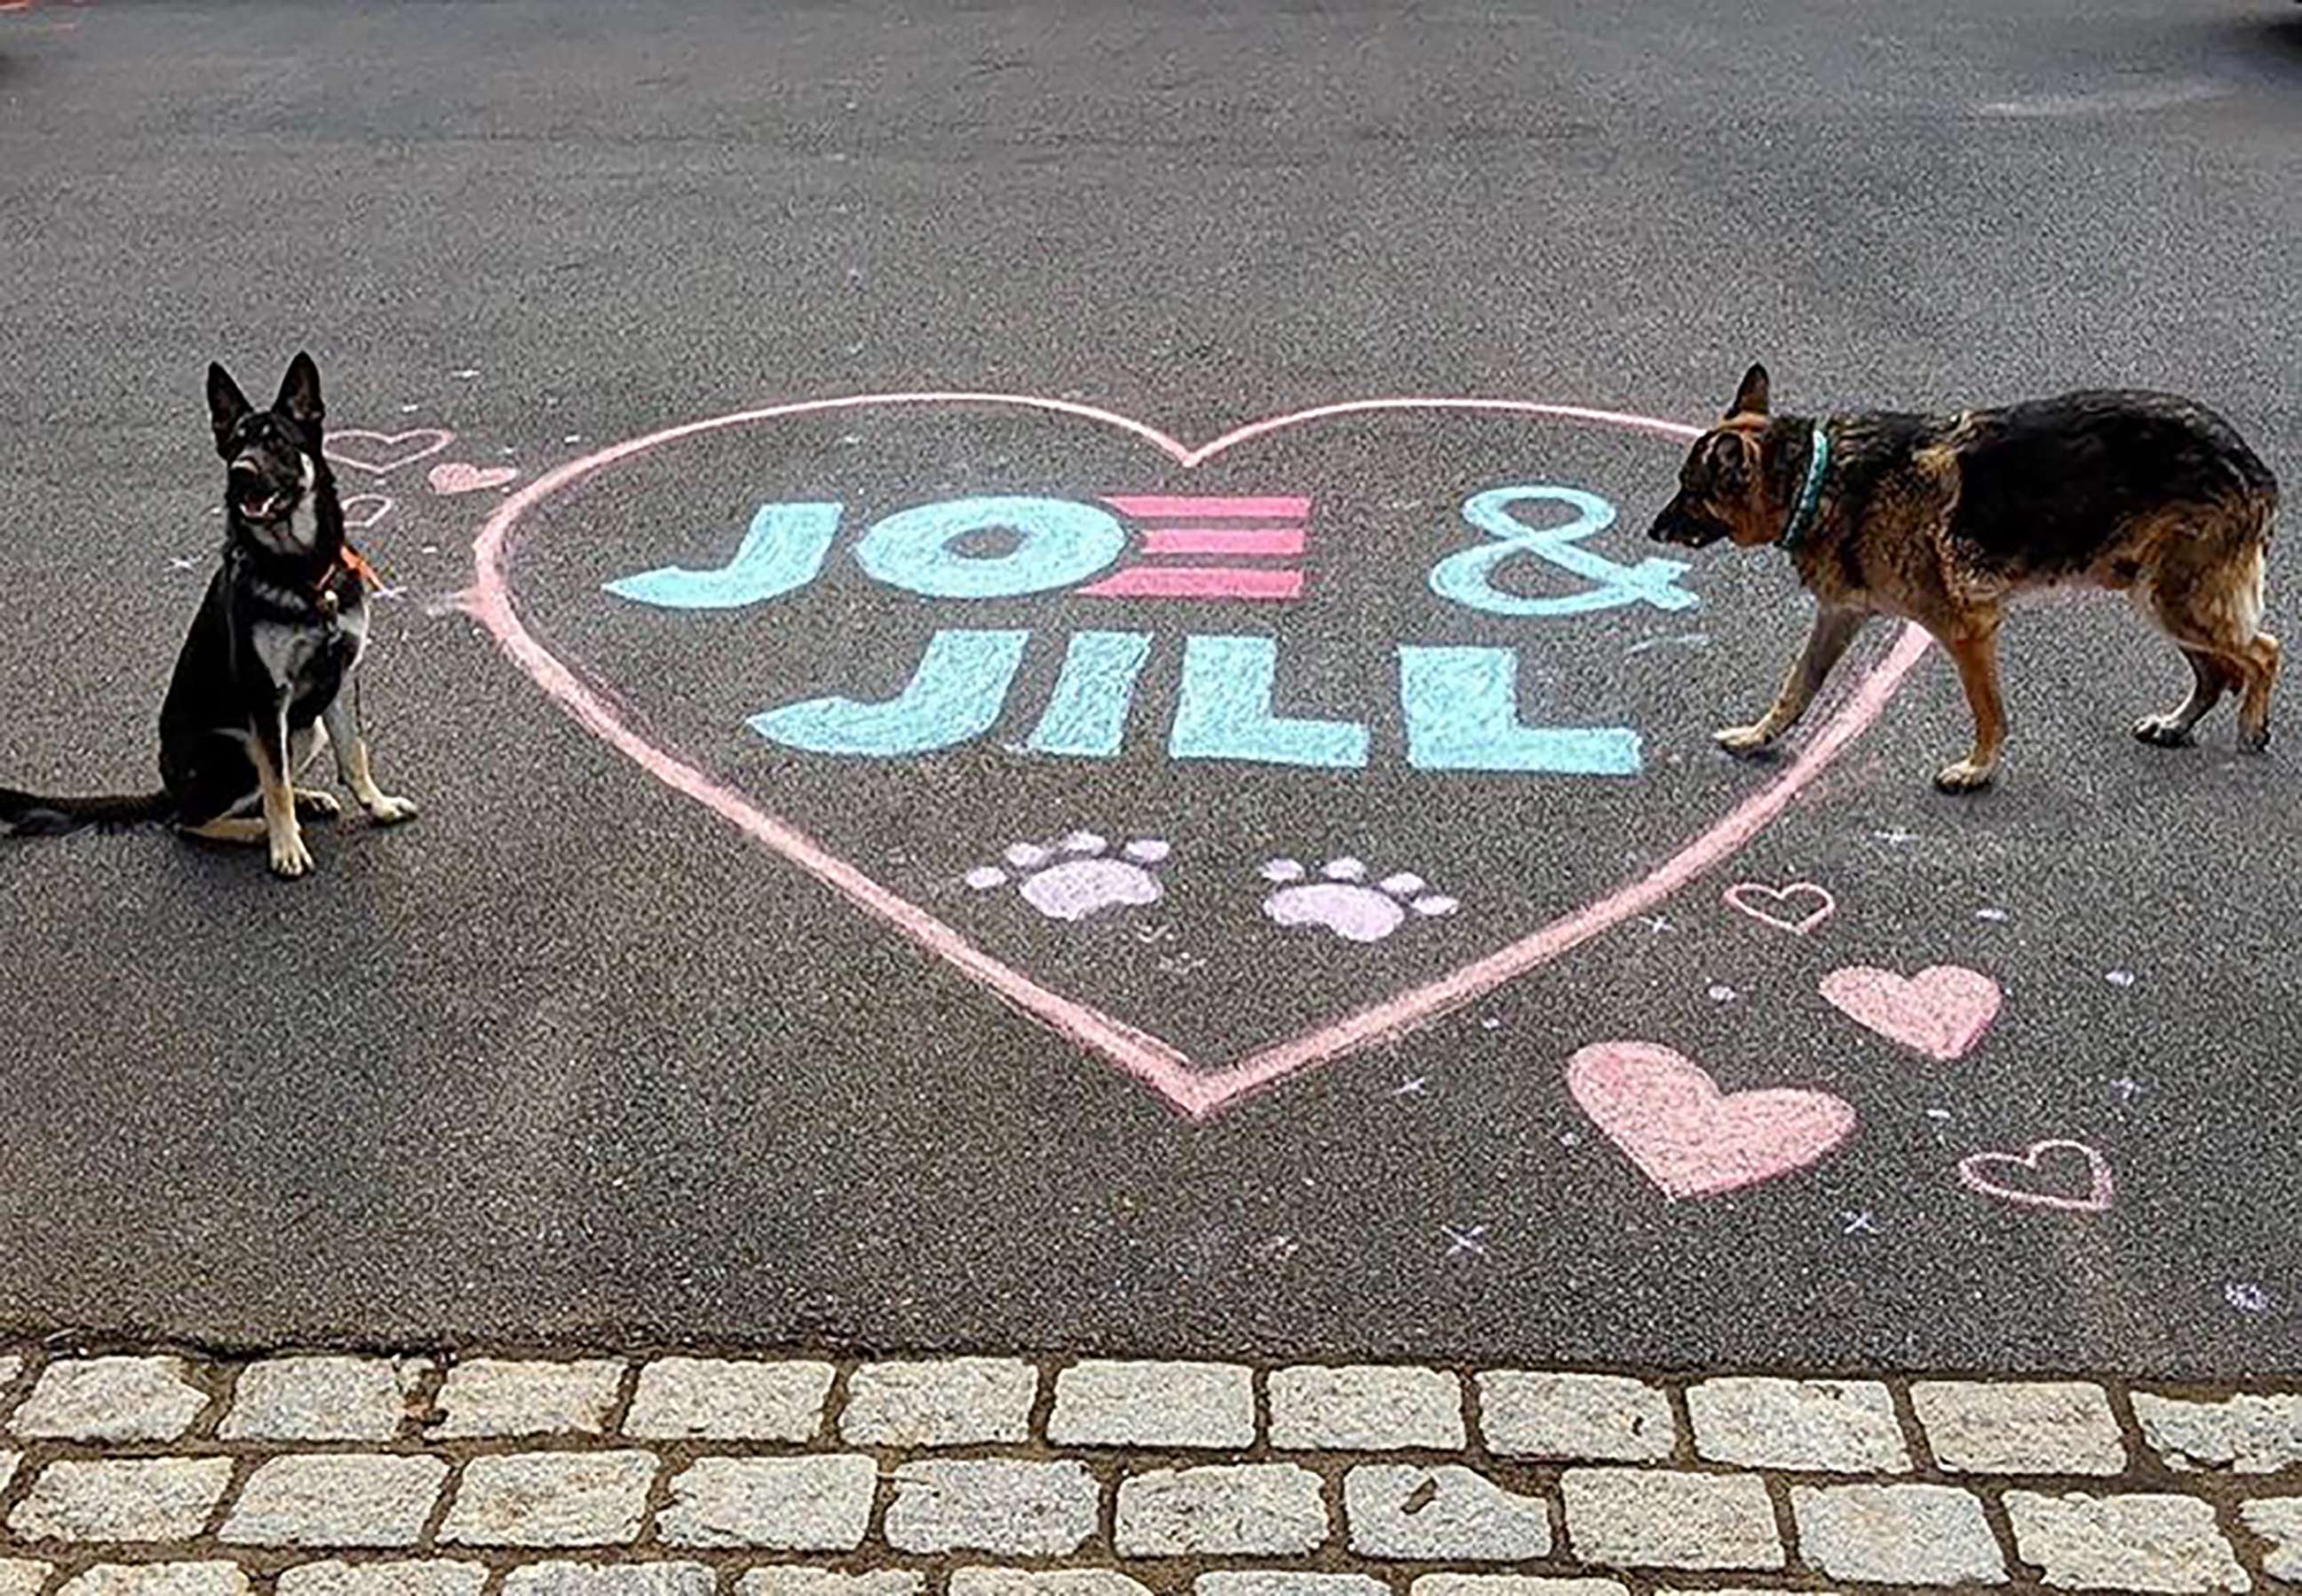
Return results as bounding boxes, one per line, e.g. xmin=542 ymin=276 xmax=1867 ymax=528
xmin=1258 ymin=856 xmax=1459 ymax=944
xmin=964 ymin=831 xmax=1171 ymax=922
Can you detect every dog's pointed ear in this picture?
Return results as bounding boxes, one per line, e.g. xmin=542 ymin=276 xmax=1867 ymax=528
xmin=274 ymin=351 xmax=324 ymax=429
xmin=207 ymin=363 xmax=252 ymax=457
xmin=1727 ymin=362 xmax=1771 ymax=417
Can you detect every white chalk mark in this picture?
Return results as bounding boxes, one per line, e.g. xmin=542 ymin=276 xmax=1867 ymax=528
xmin=1707 ymin=983 xmax=1737 ymax=1004
xmin=1871 ymin=829 xmax=1920 ymax=846
xmin=168 ymin=555 xmax=202 ymax=571
xmin=1640 ymin=915 xmax=1673 ymax=933
xmin=1624 ymin=631 xmax=1711 ymax=656
xmin=2226 ymin=1282 xmax=2274 ymax=1314
xmin=2107 ymin=970 xmax=2138 ymax=988
xmin=1976 ymin=906 xmax=2011 ymax=922
xmin=450 ymin=368 xmax=480 ymax=378
xmin=1841 ymin=1210 xmax=1877 ymax=1235
xmin=1441 ymin=1224 xmax=1488 ymax=1259
xmin=1392 ymin=1077 xmax=1428 ymax=1099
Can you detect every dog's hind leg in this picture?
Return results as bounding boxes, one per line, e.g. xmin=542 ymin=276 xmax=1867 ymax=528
xmin=1935 ymin=627 xmax=2008 ymax=791
xmin=2133 ymin=649 xmax=2231 ymax=748
xmin=321 ymin=695 xmax=418 ymax=825
xmin=2145 ymin=537 xmax=2278 ymax=752
xmin=179 ymin=815 xmax=268 ymax=845
xmin=1716 ymin=605 xmax=1869 ymax=756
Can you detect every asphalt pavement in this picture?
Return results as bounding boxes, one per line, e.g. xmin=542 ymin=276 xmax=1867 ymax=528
xmin=1 ymin=0 xmax=2298 ymax=1376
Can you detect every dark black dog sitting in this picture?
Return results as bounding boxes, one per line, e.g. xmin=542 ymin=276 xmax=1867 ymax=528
xmin=1 ymin=353 xmax=416 ymax=877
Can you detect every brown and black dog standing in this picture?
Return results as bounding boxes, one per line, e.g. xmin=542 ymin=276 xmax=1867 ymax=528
xmin=1648 ymin=364 xmax=2280 ymax=790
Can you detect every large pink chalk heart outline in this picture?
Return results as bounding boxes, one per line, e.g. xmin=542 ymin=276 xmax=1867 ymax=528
xmin=468 ymin=392 xmax=1933 ymax=1121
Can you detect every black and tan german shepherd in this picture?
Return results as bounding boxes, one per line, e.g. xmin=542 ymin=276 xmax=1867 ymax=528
xmin=0 ymin=353 xmax=416 ymax=876
xmin=1650 ymin=364 xmax=2280 ymax=790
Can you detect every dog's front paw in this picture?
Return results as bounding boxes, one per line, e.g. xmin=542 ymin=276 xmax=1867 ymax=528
xmin=1714 ymin=723 xmax=1775 ymax=757
xmin=294 ymin=788 xmax=345 ymax=819
xmin=2131 ymin=713 xmax=2196 ymax=749
xmin=366 ymin=793 xmax=419 ymax=826
xmin=269 ymin=830 xmax=315 ymax=878
xmin=1933 ymin=758 xmax=1996 ymax=793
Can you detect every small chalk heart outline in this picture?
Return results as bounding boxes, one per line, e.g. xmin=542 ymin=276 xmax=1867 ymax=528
xmin=1957 ymin=1139 xmax=2115 ymax=1213
xmin=429 ymin=461 xmax=520 ymax=496
xmin=1821 ymin=964 xmax=2002 ymax=1061
xmin=341 ymin=494 xmax=394 ymax=531
xmin=325 ymin=428 xmax=456 ymax=476
xmin=1723 ymin=879 xmax=1836 ymax=936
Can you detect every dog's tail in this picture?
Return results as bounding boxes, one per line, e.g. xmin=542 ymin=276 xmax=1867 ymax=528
xmin=0 ymin=786 xmax=175 ymax=838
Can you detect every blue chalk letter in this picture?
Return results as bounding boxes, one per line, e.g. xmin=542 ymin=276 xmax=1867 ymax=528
xmin=1400 ymin=645 xmax=1642 ymax=774
xmin=604 ymin=502 xmax=843 ymax=609
xmin=1026 ymin=631 xmax=1153 ymax=758
xmin=749 ymin=629 xmax=1028 ymax=756
xmin=1171 ymin=635 xmax=1369 ymax=769
xmin=856 ymin=496 xmax=1124 ymax=598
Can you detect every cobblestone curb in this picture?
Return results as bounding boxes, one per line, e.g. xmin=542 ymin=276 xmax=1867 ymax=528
xmin=0 ymin=1351 xmax=2292 ymax=1593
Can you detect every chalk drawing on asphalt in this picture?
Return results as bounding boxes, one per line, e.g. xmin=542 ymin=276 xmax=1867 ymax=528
xmin=1567 ymin=1040 xmax=1858 ymax=1202
xmin=1258 ymin=857 xmax=1460 ymax=944
xmin=964 ymin=832 xmax=1171 ymax=922
xmin=1955 ymin=1139 xmax=2115 ymax=1213
xmin=1820 ymin=964 xmax=2002 ymax=1061
xmin=1722 ymin=879 xmax=1836 ymax=937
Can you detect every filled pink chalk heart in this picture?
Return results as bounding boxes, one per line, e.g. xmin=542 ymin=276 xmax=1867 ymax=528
xmin=1723 ymin=879 xmax=1836 ymax=936
xmin=1567 ymin=1040 xmax=1858 ymax=1201
xmin=1957 ymin=1139 xmax=2114 ymax=1213
xmin=428 ymin=461 xmax=520 ymax=496
xmin=1820 ymin=964 xmax=2001 ymax=1060
xmin=325 ymin=428 xmax=455 ymax=476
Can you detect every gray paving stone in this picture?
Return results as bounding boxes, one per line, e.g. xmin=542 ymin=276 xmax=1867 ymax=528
xmin=1911 ymin=1380 xmax=2128 ymax=1474
xmin=884 ymin=1458 xmax=1099 ymax=1555
xmin=1409 ymin=1578 xmax=1630 ymax=1596
xmin=1685 ymin=1377 xmax=1909 ymax=1473
xmin=2135 ymin=1391 xmax=2302 ymax=1474
xmin=1049 ymin=1359 xmax=1256 ymax=1449
xmin=1345 ymin=1464 xmax=1552 ymax=1560
xmin=657 ymin=1455 xmax=876 ymax=1551
xmin=429 ymin=1358 xmax=625 ymax=1439
xmin=624 ymin=1355 xmax=835 ymax=1441
xmin=945 ymin=1575 xmax=1151 ymax=1596
xmin=1116 ymin=1464 xmax=1330 ymax=1555
xmin=1195 ymin=1576 xmax=1388 ymax=1596
xmin=10 ymin=1457 xmax=235 ymax=1542
xmin=1474 ymin=1373 xmax=1675 ymax=1463
xmin=1790 ymin=1482 xmax=2008 ymax=1586
xmin=501 ymin=1566 xmax=718 ymax=1596
xmin=839 ymin=1357 xmax=1037 ymax=1446
xmin=0 ymin=1560 xmax=50 ymax=1596
xmin=276 ymin=1563 xmax=489 ymax=1596
xmin=2239 ymin=1497 xmax=2302 ymax=1581
xmin=55 ymin=1567 xmax=252 ymax=1596
xmin=1269 ymin=1364 xmax=1464 ymax=1450
xmin=741 ymin=1573 xmax=927 ymax=1596
xmin=437 ymin=1450 xmax=657 ymax=1547
xmin=220 ymin=1454 xmax=448 ymax=1547
xmin=1560 ymin=1468 xmax=1782 ymax=1572
xmin=11 ymin=1356 xmax=210 ymax=1442
xmin=219 ymin=1356 xmax=428 ymax=1441
xmin=2005 ymin=1489 xmax=2250 ymax=1593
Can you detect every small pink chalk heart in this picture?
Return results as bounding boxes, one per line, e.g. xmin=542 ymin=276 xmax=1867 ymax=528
xmin=428 ymin=461 xmax=520 ymax=496
xmin=1820 ymin=965 xmax=2001 ymax=1060
xmin=1724 ymin=880 xmax=1836 ymax=936
xmin=325 ymin=428 xmax=455 ymax=475
xmin=340 ymin=494 xmax=394 ymax=531
xmin=1957 ymin=1139 xmax=2114 ymax=1213
xmin=1568 ymin=1040 xmax=1858 ymax=1201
